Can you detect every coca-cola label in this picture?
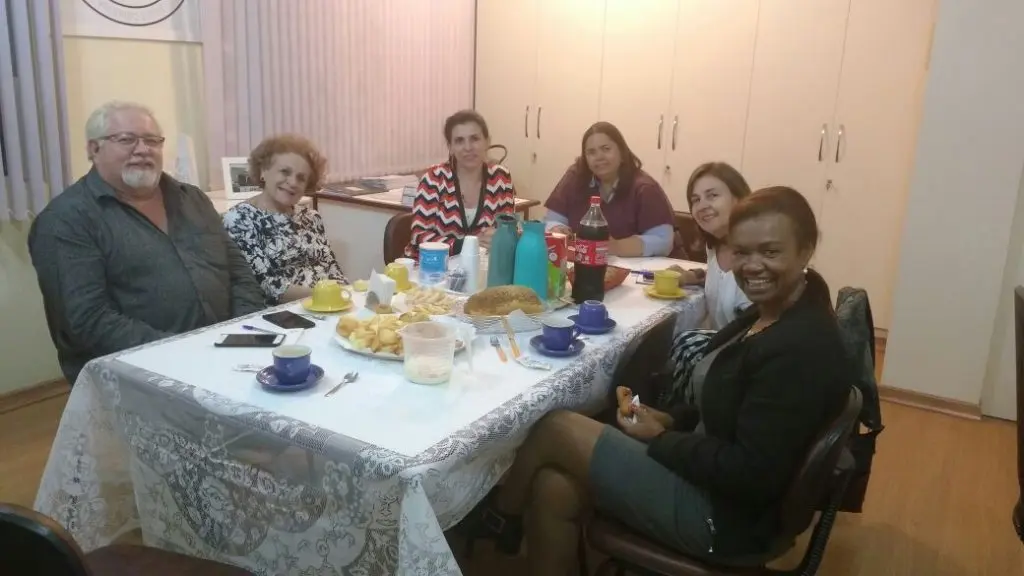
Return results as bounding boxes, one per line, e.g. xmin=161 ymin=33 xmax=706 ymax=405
xmin=574 ymin=239 xmax=608 ymax=266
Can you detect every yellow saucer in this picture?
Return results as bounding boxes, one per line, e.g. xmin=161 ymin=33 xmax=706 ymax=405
xmin=301 ymin=297 xmax=354 ymax=313
xmin=645 ymin=285 xmax=687 ymax=300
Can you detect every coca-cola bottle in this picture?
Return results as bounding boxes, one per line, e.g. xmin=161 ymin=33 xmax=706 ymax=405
xmin=572 ymin=196 xmax=609 ymax=303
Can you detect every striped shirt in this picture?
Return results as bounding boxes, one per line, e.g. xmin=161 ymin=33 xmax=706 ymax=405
xmin=404 ymin=161 xmax=515 ymax=258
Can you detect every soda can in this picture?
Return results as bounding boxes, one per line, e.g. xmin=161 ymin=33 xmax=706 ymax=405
xmin=546 ymin=232 xmax=568 ymax=299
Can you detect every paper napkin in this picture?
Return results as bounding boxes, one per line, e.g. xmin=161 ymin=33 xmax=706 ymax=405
xmin=368 ymin=270 xmax=396 ymax=307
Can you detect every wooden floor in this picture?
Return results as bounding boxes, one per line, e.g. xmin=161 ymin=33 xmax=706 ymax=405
xmin=3 ymin=392 xmax=1022 ymax=575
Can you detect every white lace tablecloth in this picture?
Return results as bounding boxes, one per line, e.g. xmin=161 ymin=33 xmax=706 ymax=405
xmin=35 ymin=259 xmax=707 ymax=575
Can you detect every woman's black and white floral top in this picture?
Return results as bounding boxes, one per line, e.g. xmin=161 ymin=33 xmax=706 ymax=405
xmin=223 ymin=202 xmax=347 ymax=304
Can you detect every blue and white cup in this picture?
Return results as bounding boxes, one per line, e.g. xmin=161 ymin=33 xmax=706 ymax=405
xmin=272 ymin=344 xmax=312 ymax=385
xmin=577 ymin=300 xmax=609 ymax=329
xmin=541 ymin=318 xmax=582 ymax=351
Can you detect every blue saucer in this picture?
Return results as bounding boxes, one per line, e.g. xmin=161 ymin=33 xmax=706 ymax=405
xmin=529 ymin=335 xmax=585 ymax=358
xmin=257 ymin=364 xmax=325 ymax=392
xmin=568 ymin=314 xmax=617 ymax=335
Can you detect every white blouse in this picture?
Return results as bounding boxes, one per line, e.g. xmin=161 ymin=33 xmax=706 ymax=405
xmin=704 ymin=246 xmax=752 ymax=330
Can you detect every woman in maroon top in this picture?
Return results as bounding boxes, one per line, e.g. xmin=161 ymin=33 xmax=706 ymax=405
xmin=544 ymin=122 xmax=675 ymax=257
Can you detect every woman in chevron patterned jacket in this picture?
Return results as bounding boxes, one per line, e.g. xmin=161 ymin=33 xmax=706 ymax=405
xmin=403 ymin=110 xmax=516 ymax=258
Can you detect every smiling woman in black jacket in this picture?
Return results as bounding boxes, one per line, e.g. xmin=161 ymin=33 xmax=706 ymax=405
xmin=460 ymin=186 xmax=852 ymax=575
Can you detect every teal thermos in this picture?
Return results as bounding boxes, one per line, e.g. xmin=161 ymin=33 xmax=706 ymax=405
xmin=487 ymin=213 xmax=519 ymax=287
xmin=512 ymin=220 xmax=549 ymax=300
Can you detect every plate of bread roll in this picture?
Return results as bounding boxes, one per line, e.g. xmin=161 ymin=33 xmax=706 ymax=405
xmin=453 ymin=285 xmax=551 ymax=334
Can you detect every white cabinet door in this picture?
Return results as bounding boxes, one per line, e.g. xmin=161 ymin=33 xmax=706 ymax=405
xmin=740 ymin=0 xmax=851 ymax=216
xmin=664 ymin=0 xmax=759 ymax=207
xmin=474 ymin=0 xmax=539 ymax=197
xmin=531 ymin=0 xmax=607 ymax=203
xmin=815 ymin=0 xmax=936 ymax=328
xmin=598 ymin=0 xmax=679 ymax=191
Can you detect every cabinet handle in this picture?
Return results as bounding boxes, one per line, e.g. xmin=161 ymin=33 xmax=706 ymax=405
xmin=657 ymin=115 xmax=664 ymax=150
xmin=536 ymin=106 xmax=542 ymax=140
xmin=818 ymin=124 xmax=829 ymax=162
xmin=524 ymin=106 xmax=530 ymax=138
xmin=671 ymin=115 xmax=679 ymax=151
xmin=835 ymin=124 xmax=845 ymax=163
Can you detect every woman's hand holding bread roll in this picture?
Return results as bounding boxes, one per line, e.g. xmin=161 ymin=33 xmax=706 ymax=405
xmin=616 ymin=385 xmax=675 ymax=430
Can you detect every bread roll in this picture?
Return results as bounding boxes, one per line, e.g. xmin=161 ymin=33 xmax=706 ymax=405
xmin=464 ymin=285 xmax=545 ymax=316
xmin=616 ymin=386 xmax=634 ymax=418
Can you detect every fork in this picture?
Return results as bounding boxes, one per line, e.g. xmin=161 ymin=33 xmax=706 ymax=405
xmin=324 ymin=371 xmax=359 ymax=397
xmin=300 ymin=313 xmax=327 ymax=321
xmin=489 ymin=335 xmax=508 ymax=363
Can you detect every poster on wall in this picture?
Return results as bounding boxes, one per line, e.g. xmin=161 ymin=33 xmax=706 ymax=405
xmin=61 ymin=0 xmax=200 ymax=43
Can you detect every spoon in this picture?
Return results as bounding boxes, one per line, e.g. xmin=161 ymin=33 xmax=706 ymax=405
xmin=233 ymin=364 xmax=265 ymax=373
xmin=324 ymin=371 xmax=359 ymax=397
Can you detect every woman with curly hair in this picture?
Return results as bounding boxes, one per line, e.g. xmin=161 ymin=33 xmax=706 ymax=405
xmin=223 ymin=134 xmax=347 ymax=304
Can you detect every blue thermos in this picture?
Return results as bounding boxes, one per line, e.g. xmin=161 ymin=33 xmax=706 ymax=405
xmin=487 ymin=213 xmax=519 ymax=287
xmin=512 ymin=220 xmax=549 ymax=300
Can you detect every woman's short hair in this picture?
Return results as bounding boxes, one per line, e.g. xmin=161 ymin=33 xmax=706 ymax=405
xmin=730 ymin=186 xmax=819 ymax=253
xmin=574 ymin=121 xmax=642 ymax=191
xmin=248 ymin=134 xmax=327 ymax=193
xmin=443 ymin=110 xmax=490 ymax=144
xmin=686 ymin=162 xmax=752 ymax=247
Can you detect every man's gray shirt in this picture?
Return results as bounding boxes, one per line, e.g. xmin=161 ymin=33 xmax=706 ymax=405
xmin=29 ymin=168 xmax=266 ymax=383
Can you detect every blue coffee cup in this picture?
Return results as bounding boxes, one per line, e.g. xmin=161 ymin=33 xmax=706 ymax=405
xmin=541 ymin=318 xmax=582 ymax=351
xmin=577 ymin=300 xmax=609 ymax=328
xmin=272 ymin=344 xmax=312 ymax=385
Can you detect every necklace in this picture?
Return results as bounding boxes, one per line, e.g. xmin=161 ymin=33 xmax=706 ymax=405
xmin=743 ymin=277 xmax=808 ymax=338
xmin=745 ymin=320 xmax=773 ymax=337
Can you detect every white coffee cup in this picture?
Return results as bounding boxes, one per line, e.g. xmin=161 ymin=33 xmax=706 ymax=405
xmin=395 ymin=257 xmax=416 ymax=277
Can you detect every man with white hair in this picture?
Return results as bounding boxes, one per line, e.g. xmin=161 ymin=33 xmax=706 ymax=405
xmin=28 ymin=101 xmax=265 ymax=384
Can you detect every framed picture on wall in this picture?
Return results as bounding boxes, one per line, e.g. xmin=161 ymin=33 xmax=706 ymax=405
xmin=221 ymin=157 xmax=260 ymax=199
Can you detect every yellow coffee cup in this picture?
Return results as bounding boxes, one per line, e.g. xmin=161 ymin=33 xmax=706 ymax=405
xmin=311 ymin=279 xmax=352 ymax=309
xmin=653 ymin=269 xmax=682 ymax=296
xmin=385 ymin=262 xmax=412 ymax=291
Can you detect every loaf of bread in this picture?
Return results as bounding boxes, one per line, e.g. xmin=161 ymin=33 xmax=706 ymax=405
xmin=463 ymin=285 xmax=545 ymax=316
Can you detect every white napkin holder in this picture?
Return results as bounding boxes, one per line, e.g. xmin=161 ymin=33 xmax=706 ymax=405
xmin=368 ymin=270 xmax=396 ymax=307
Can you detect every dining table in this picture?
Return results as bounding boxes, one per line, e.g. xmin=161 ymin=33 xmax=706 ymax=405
xmin=34 ymin=256 xmax=708 ymax=576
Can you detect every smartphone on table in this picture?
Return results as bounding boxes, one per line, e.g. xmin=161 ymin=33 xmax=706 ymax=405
xmin=262 ymin=310 xmax=316 ymax=330
xmin=214 ymin=333 xmax=285 ymax=348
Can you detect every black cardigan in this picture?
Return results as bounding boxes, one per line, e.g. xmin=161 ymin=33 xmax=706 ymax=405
xmin=647 ymin=289 xmax=850 ymax=558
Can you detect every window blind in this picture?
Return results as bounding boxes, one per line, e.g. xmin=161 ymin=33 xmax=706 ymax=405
xmin=0 ymin=0 xmax=70 ymax=222
xmin=201 ymin=0 xmax=476 ymax=185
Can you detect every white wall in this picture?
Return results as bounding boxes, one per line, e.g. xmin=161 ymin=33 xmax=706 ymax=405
xmin=63 ymin=37 xmax=208 ymax=188
xmin=882 ymin=0 xmax=1024 ymax=410
xmin=980 ymin=163 xmax=1024 ymax=420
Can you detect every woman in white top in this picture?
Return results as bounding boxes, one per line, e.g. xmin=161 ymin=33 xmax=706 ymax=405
xmin=661 ymin=162 xmax=752 ymax=406
xmin=682 ymin=162 xmax=753 ymax=327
